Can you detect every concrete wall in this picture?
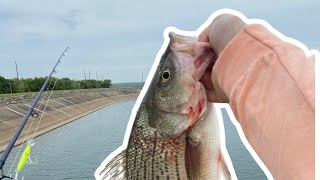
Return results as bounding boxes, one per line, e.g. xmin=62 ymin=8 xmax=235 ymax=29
xmin=0 ymin=87 xmax=141 ymax=152
xmin=0 ymin=87 xmax=140 ymax=105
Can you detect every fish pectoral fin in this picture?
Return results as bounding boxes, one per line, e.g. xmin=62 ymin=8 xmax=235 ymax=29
xmin=219 ymin=152 xmax=233 ymax=180
xmin=97 ymin=150 xmax=127 ymax=180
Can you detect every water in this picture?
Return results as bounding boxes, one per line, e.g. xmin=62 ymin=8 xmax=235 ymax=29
xmin=3 ymin=100 xmax=267 ymax=179
xmin=222 ymin=109 xmax=267 ymax=180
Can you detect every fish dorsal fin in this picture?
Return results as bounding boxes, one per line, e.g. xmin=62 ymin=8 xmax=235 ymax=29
xmin=97 ymin=150 xmax=127 ymax=180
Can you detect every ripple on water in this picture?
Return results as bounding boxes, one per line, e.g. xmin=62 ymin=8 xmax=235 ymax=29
xmin=2 ymin=101 xmax=267 ymax=179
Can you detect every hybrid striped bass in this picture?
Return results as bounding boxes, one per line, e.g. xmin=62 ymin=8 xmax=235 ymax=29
xmin=95 ymin=31 xmax=234 ymax=180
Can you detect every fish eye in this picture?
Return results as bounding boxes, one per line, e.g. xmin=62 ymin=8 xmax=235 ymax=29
xmin=161 ymin=68 xmax=171 ymax=83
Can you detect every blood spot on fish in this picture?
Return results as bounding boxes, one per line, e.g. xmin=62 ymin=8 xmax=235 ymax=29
xmin=197 ymin=103 xmax=201 ymax=114
xmin=188 ymin=106 xmax=194 ymax=117
xmin=188 ymin=106 xmax=198 ymax=123
xmin=197 ymin=99 xmax=205 ymax=118
xmin=188 ymin=99 xmax=205 ymax=125
xmin=197 ymin=99 xmax=204 ymax=114
xmin=166 ymin=153 xmax=175 ymax=162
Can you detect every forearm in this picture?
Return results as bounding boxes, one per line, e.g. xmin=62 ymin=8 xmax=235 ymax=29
xmin=214 ymin=24 xmax=315 ymax=179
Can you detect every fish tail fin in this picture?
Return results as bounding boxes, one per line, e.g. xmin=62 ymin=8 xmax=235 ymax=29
xmin=95 ymin=149 xmax=127 ymax=180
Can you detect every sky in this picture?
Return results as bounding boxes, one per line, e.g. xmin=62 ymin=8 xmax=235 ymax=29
xmin=0 ymin=0 xmax=319 ymax=83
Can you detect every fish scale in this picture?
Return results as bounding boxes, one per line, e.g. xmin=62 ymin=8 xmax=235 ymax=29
xmin=95 ymin=32 xmax=234 ymax=180
xmin=126 ymin=104 xmax=188 ymax=180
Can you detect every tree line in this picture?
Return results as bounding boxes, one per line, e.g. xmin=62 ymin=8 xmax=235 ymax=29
xmin=0 ymin=75 xmax=112 ymax=94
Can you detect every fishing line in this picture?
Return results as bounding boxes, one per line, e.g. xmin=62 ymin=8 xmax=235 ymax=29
xmin=6 ymin=85 xmax=137 ymax=178
xmin=13 ymin=80 xmax=59 ymax=180
xmin=6 ymin=116 xmax=36 ymax=177
xmin=25 ymin=105 xmax=63 ymax=122
xmin=34 ymin=79 xmax=54 ymax=118
xmin=32 ymin=78 xmax=58 ymax=139
xmin=5 ymin=79 xmax=55 ymax=177
xmin=0 ymin=47 xmax=69 ymax=180
xmin=6 ymin=78 xmax=56 ymax=177
xmin=44 ymin=104 xmax=73 ymax=118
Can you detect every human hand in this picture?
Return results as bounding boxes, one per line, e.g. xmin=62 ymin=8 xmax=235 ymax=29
xmin=198 ymin=11 xmax=315 ymax=180
xmin=199 ymin=14 xmax=246 ymax=103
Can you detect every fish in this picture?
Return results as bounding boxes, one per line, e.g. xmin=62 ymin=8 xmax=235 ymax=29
xmin=95 ymin=31 xmax=234 ymax=180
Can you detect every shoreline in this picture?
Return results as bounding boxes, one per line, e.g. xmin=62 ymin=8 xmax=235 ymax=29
xmin=0 ymin=94 xmax=138 ymax=153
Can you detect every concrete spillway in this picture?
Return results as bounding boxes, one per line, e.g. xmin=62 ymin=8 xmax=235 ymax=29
xmin=0 ymin=87 xmax=140 ymax=152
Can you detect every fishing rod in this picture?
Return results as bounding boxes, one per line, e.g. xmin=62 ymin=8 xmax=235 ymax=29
xmin=0 ymin=47 xmax=70 ymax=179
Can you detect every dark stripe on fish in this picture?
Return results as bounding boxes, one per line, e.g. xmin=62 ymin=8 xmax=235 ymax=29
xmin=144 ymin=161 xmax=147 ymax=179
xmin=152 ymin=131 xmax=157 ymax=179
xmin=175 ymin=154 xmax=180 ymax=180
xmin=132 ymin=144 xmax=137 ymax=178
xmin=165 ymin=151 xmax=169 ymax=173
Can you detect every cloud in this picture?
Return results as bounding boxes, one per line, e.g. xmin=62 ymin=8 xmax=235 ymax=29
xmin=60 ymin=9 xmax=83 ymax=30
xmin=0 ymin=0 xmax=319 ymax=82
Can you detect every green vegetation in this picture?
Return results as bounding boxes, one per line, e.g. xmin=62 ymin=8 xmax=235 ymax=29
xmin=0 ymin=75 xmax=112 ymax=94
